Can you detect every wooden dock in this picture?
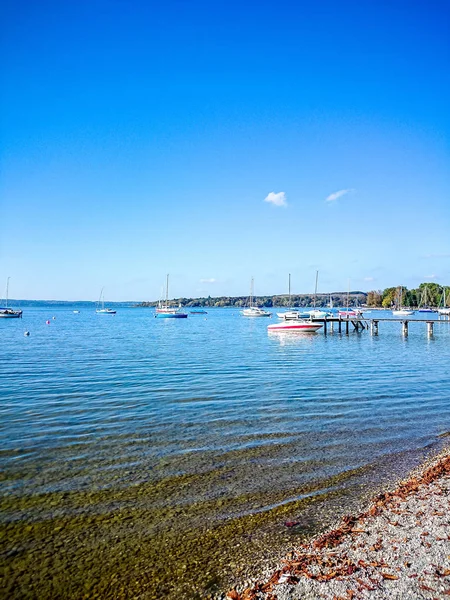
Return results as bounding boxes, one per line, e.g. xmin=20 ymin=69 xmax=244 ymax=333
xmin=310 ymin=315 xmax=450 ymax=337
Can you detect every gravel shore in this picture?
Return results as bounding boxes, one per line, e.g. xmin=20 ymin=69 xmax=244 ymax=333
xmin=226 ymin=447 xmax=450 ymax=600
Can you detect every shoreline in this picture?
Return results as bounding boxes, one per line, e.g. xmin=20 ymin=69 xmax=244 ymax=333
xmin=225 ymin=445 xmax=450 ymax=600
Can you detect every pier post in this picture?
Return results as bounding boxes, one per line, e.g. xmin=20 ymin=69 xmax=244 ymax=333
xmin=338 ymin=319 xmax=342 ymax=334
xmin=345 ymin=319 xmax=349 ymax=335
xmin=323 ymin=319 xmax=327 ymax=335
xmin=370 ymin=320 xmax=379 ymax=336
xmin=427 ymin=321 xmax=434 ymax=337
xmin=402 ymin=321 xmax=408 ymax=337
xmin=330 ymin=321 xmax=334 ymax=333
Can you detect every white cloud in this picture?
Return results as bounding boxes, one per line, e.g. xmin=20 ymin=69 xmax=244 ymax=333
xmin=424 ymin=274 xmax=437 ymax=279
xmin=326 ymin=188 xmax=354 ymax=202
xmin=199 ymin=278 xmax=216 ymax=284
xmin=264 ymin=191 xmax=287 ymax=207
xmin=363 ymin=277 xmax=375 ymax=282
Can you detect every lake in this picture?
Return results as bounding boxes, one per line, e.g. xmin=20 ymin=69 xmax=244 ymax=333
xmin=2 ymin=307 xmax=450 ymax=598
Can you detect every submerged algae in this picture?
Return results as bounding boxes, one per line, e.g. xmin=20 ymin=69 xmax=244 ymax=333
xmin=1 ymin=461 xmax=370 ymax=600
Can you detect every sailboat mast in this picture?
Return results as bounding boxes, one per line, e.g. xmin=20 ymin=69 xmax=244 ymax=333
xmin=166 ymin=274 xmax=169 ymax=306
xmin=5 ymin=277 xmax=10 ymax=309
xmin=250 ymin=277 xmax=254 ymax=308
xmin=313 ymin=271 xmax=318 ymax=308
xmin=288 ymin=273 xmax=291 ymax=308
xmin=347 ymin=279 xmax=350 ymax=311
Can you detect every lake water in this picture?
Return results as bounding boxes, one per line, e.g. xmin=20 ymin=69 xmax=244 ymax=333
xmin=2 ymin=307 xmax=450 ymax=599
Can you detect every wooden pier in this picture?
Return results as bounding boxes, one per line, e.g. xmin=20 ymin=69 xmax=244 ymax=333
xmin=310 ymin=315 xmax=450 ymax=337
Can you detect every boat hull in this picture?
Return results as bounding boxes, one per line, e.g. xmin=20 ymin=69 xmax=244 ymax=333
xmin=0 ymin=310 xmax=22 ymax=318
xmin=268 ymin=322 xmax=323 ymax=332
xmin=392 ymin=310 xmax=415 ymax=316
xmin=241 ymin=308 xmax=271 ymax=317
xmin=96 ymin=309 xmax=116 ymax=315
xmin=155 ymin=312 xmax=187 ymax=319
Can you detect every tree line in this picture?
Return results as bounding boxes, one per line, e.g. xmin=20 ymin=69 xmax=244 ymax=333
xmin=137 ymin=292 xmax=367 ymax=309
xmin=366 ymin=283 xmax=449 ymax=308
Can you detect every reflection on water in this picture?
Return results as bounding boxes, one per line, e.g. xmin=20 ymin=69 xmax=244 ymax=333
xmin=268 ymin=330 xmax=320 ymax=345
xmin=1 ymin=307 xmax=450 ymax=599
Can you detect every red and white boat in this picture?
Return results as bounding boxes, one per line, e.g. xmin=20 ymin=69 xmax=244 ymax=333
xmin=268 ymin=320 xmax=323 ymax=333
xmin=338 ymin=309 xmax=362 ymax=318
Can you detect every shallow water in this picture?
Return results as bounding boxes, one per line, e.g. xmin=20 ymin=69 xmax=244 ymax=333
xmin=2 ymin=307 xmax=450 ymax=598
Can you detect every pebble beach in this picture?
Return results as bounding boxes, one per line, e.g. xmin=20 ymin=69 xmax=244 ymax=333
xmin=226 ymin=446 xmax=450 ymax=600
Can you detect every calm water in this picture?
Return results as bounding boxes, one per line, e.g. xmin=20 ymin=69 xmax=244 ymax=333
xmin=2 ymin=307 xmax=450 ymax=598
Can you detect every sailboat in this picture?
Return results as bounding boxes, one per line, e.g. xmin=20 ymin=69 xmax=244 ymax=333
xmin=241 ymin=277 xmax=271 ymax=317
xmin=155 ymin=275 xmax=187 ymax=318
xmin=0 ymin=277 xmax=23 ymax=318
xmin=277 ymin=274 xmax=309 ymax=320
xmin=418 ymin=286 xmax=436 ymax=313
xmin=438 ymin=288 xmax=450 ymax=316
xmin=96 ymin=288 xmax=116 ymax=314
xmin=392 ymin=286 xmax=414 ymax=316
xmin=307 ymin=271 xmax=331 ymax=318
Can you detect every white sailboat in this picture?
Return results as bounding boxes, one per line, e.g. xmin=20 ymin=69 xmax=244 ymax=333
xmin=307 ymin=271 xmax=332 ymax=318
xmin=155 ymin=275 xmax=187 ymax=318
xmin=0 ymin=277 xmax=23 ymax=318
xmin=438 ymin=288 xmax=450 ymax=316
xmin=96 ymin=288 xmax=116 ymax=314
xmin=392 ymin=286 xmax=414 ymax=316
xmin=276 ymin=274 xmax=308 ymax=320
xmin=241 ymin=277 xmax=271 ymax=317
xmin=418 ymin=285 xmax=436 ymax=313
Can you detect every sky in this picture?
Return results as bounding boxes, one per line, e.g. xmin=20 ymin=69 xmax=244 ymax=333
xmin=1 ymin=0 xmax=449 ymax=301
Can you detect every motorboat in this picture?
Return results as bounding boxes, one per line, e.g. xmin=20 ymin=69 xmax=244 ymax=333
xmin=241 ymin=277 xmax=271 ymax=317
xmin=242 ymin=306 xmax=272 ymax=317
xmin=307 ymin=309 xmax=333 ymax=319
xmin=190 ymin=310 xmax=207 ymax=314
xmin=268 ymin=320 xmax=323 ymax=333
xmin=338 ymin=309 xmax=363 ymax=318
xmin=0 ymin=278 xmax=22 ymax=318
xmin=277 ymin=310 xmax=311 ymax=320
xmin=392 ymin=309 xmax=415 ymax=316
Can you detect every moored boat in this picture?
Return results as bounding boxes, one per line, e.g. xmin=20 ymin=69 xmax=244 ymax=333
xmin=391 ymin=286 xmax=414 ymax=316
xmin=438 ymin=288 xmax=450 ymax=316
xmin=96 ymin=288 xmax=116 ymax=314
xmin=0 ymin=278 xmax=22 ymax=318
xmin=155 ymin=275 xmax=188 ymax=318
xmin=277 ymin=309 xmax=311 ymax=320
xmin=268 ymin=320 xmax=323 ymax=333
xmin=241 ymin=278 xmax=271 ymax=317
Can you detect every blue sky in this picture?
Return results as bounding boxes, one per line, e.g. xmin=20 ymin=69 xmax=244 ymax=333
xmin=1 ymin=0 xmax=449 ymax=301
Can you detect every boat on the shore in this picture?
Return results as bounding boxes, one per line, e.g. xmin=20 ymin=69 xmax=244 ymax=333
xmin=268 ymin=320 xmax=323 ymax=333
xmin=0 ymin=278 xmax=23 ymax=318
xmin=96 ymin=288 xmax=116 ymax=314
xmin=155 ymin=275 xmax=188 ymax=319
xmin=241 ymin=278 xmax=271 ymax=317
